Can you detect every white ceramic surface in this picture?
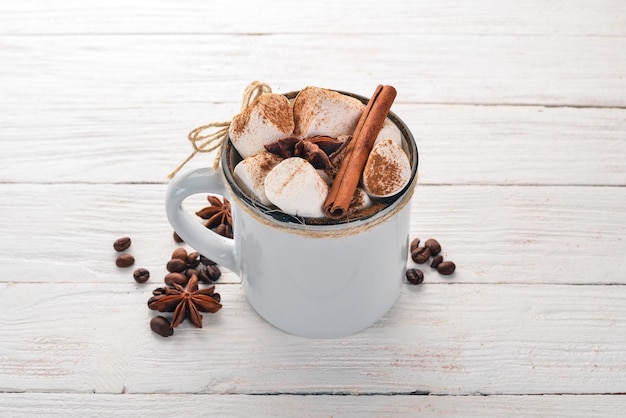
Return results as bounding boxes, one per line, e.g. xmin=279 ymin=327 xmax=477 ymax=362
xmin=166 ymin=165 xmax=413 ymax=338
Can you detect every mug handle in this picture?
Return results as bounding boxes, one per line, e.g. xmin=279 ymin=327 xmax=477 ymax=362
xmin=165 ymin=167 xmax=239 ymax=275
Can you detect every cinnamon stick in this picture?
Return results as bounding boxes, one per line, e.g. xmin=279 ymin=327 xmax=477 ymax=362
xmin=323 ymin=85 xmax=397 ymax=219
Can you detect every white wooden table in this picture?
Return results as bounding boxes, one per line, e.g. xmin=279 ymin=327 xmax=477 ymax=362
xmin=1 ymin=1 xmax=625 ymax=416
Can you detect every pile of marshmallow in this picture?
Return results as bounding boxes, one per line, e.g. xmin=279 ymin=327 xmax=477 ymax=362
xmin=230 ymin=86 xmax=411 ymax=219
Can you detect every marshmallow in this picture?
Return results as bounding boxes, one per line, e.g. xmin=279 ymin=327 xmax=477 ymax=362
xmin=293 ymin=86 xmax=365 ymax=138
xmin=362 ymin=139 xmax=411 ymax=198
xmin=316 ymin=169 xmax=334 ymax=185
xmin=233 ymin=151 xmax=283 ymax=206
xmin=264 ymin=157 xmax=328 ymax=218
xmin=348 ymin=188 xmax=373 ymax=214
xmin=229 ymin=94 xmax=295 ymax=159
xmin=374 ymin=117 xmax=402 ymax=147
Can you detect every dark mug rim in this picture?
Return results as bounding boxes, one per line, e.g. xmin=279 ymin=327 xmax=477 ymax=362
xmin=221 ymin=89 xmax=419 ymax=226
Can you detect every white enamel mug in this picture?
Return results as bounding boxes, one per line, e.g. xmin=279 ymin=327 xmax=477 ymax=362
xmin=165 ymin=91 xmax=418 ymax=338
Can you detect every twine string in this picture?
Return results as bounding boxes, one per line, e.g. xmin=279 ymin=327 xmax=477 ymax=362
xmin=167 ymin=81 xmax=273 ymax=179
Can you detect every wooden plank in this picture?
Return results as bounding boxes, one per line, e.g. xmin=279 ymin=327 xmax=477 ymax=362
xmin=0 ymin=183 xmax=242 ymax=284
xmin=411 ymin=105 xmax=626 ymax=186
xmin=1 ymin=283 xmax=625 ymax=395
xmin=0 ymin=34 xmax=625 ymax=110
xmin=0 ymin=184 xmax=624 ymax=285
xmin=1 ymin=393 xmax=625 ymax=418
xmin=1 ymin=103 xmax=624 ymax=185
xmin=1 ymin=0 xmax=625 ymax=36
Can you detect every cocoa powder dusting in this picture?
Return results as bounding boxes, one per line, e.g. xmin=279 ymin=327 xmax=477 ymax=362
xmin=349 ymin=189 xmax=365 ymax=209
xmin=232 ymin=95 xmax=293 ymax=136
xmin=231 ymin=107 xmax=252 ymax=136
xmin=259 ymin=95 xmax=294 ymax=133
xmin=258 ymin=154 xmax=278 ymax=172
xmin=365 ymin=152 xmax=403 ymax=196
xmin=352 ymin=202 xmax=387 ymax=219
xmin=293 ymin=87 xmax=324 ymax=136
xmin=251 ymin=153 xmax=281 ymax=188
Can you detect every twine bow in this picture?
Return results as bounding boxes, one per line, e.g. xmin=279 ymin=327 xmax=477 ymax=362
xmin=167 ymin=81 xmax=273 ymax=179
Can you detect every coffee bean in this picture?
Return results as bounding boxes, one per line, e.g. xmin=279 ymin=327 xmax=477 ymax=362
xmin=116 ymin=254 xmax=135 ymax=268
xmin=133 ymin=268 xmax=150 ymax=283
xmin=200 ymin=255 xmax=217 ymax=266
xmin=113 ymin=237 xmax=131 ymax=252
xmin=431 ymin=255 xmax=443 ymax=269
xmin=147 ymin=294 xmax=162 ymax=307
xmin=184 ymin=268 xmax=197 ymax=279
xmin=406 ymin=268 xmax=424 ymax=285
xmin=173 ymin=231 xmax=184 ymax=243
xmin=150 ymin=315 xmax=174 ymax=337
xmin=187 ymin=252 xmax=200 ymax=268
xmin=152 ymin=287 xmax=166 ymax=296
xmin=166 ymin=258 xmax=187 ymax=273
xmin=410 ymin=238 xmax=420 ymax=253
xmin=206 ymin=265 xmax=222 ymax=282
xmin=437 ymin=261 xmax=456 ymax=275
xmin=171 ymin=247 xmax=188 ymax=262
xmin=165 ymin=272 xmax=188 ymax=287
xmin=424 ymin=238 xmax=441 ymax=256
xmin=214 ymin=223 xmax=233 ymax=239
xmin=196 ymin=265 xmax=211 ymax=283
xmin=410 ymin=246 xmax=431 ymax=264
xmin=188 ymin=251 xmax=200 ymax=260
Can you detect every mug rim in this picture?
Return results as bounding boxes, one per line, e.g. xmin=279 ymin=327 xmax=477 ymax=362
xmin=221 ymin=89 xmax=419 ymax=230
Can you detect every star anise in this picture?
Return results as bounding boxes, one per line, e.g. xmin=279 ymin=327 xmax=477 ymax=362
xmin=196 ymin=195 xmax=233 ymax=234
xmin=148 ymin=274 xmax=222 ymax=328
xmin=264 ymin=135 xmax=343 ymax=169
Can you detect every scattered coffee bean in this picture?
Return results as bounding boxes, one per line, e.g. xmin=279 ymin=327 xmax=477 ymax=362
xmin=165 ymin=272 xmax=188 ymax=287
xmin=410 ymin=246 xmax=431 ymax=264
xmin=125 ymin=201 xmax=229 ymax=338
xmin=437 ymin=261 xmax=456 ymax=275
xmin=150 ymin=315 xmax=174 ymax=337
xmin=424 ymin=238 xmax=441 ymax=256
xmin=166 ymin=258 xmax=187 ymax=273
xmin=187 ymin=252 xmax=200 ymax=268
xmin=200 ymin=255 xmax=217 ymax=266
xmin=113 ymin=237 xmax=131 ymax=252
xmin=410 ymin=238 xmax=420 ymax=253
xmin=171 ymin=247 xmax=188 ymax=262
xmin=214 ymin=223 xmax=233 ymax=239
xmin=406 ymin=268 xmax=424 ymax=285
xmin=152 ymin=287 xmax=166 ymax=296
xmin=206 ymin=265 xmax=222 ymax=282
xmin=116 ymin=253 xmax=135 ymax=268
xmin=431 ymin=255 xmax=443 ymax=269
xmin=196 ymin=265 xmax=211 ymax=283
xmin=133 ymin=268 xmax=150 ymax=283
xmin=173 ymin=231 xmax=184 ymax=243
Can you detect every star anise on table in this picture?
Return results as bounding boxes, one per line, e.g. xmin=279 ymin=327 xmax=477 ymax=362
xmin=264 ymin=135 xmax=344 ymax=169
xmin=148 ymin=274 xmax=222 ymax=328
xmin=196 ymin=195 xmax=233 ymax=238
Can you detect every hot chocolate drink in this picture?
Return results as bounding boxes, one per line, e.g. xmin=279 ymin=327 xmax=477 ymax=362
xmin=228 ymin=85 xmax=414 ymax=224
